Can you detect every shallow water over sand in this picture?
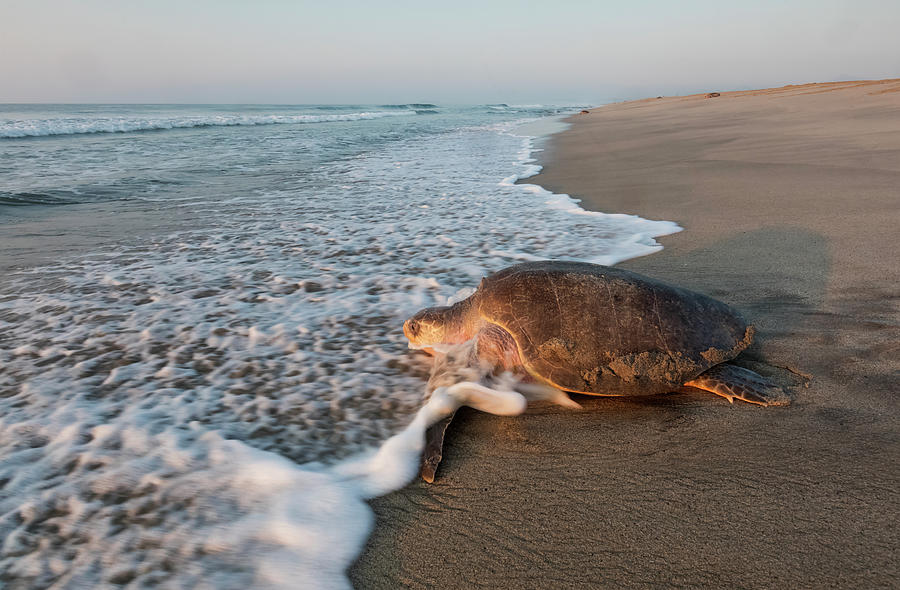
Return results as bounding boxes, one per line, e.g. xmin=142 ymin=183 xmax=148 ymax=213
xmin=0 ymin=105 xmax=679 ymax=587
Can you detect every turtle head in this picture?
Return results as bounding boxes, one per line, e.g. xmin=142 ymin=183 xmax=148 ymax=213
xmin=405 ymin=296 xmax=479 ymax=354
xmin=403 ymin=306 xmax=454 ymax=351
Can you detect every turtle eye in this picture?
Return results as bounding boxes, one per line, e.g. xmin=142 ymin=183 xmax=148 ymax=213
xmin=405 ymin=320 xmax=419 ymax=337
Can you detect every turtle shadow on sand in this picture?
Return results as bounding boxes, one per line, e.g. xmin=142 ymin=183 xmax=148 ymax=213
xmin=620 ymin=225 xmax=830 ymax=338
xmin=621 ymin=225 xmax=830 ymax=384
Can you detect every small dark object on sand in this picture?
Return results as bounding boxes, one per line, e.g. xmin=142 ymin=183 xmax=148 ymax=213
xmin=404 ymin=261 xmax=791 ymax=481
xmin=580 ymin=110 xmax=590 ymax=114
xmin=707 ymin=92 xmax=721 ymax=98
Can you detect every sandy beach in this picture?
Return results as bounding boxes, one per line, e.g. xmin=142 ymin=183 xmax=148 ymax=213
xmin=350 ymin=80 xmax=900 ymax=588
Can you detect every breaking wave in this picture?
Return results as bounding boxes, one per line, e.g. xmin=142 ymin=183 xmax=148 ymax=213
xmin=379 ymin=103 xmax=438 ymax=109
xmin=0 ymin=111 xmax=418 ymax=138
xmin=0 ymin=191 xmax=82 ymax=206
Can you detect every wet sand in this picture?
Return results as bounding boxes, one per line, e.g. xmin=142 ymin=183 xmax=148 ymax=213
xmin=350 ymin=80 xmax=900 ymax=588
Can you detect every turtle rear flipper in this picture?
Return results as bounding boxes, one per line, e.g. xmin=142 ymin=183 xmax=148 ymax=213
xmin=684 ymin=364 xmax=791 ymax=406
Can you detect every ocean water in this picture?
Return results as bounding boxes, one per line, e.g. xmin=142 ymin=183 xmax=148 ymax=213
xmin=0 ymin=104 xmax=680 ymax=588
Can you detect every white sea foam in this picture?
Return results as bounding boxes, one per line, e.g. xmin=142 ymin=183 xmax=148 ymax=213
xmin=502 ymin=121 xmax=681 ymax=264
xmin=0 ymin=375 xmax=524 ymax=589
xmin=0 ymin=111 xmax=416 ymax=138
xmin=0 ymin=108 xmax=680 ymax=588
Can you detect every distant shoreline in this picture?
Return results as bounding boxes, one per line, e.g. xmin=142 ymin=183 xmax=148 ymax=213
xmin=352 ymin=79 xmax=900 ymax=588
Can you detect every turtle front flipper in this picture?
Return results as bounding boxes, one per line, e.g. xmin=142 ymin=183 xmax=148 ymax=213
xmin=421 ymin=412 xmax=455 ymax=482
xmin=684 ymin=363 xmax=791 ymax=406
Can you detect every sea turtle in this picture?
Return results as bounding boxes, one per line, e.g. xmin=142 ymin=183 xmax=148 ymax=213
xmin=404 ymin=261 xmax=790 ymax=481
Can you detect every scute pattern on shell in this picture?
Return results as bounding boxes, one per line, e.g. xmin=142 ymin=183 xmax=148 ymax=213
xmin=473 ymin=261 xmax=752 ymax=395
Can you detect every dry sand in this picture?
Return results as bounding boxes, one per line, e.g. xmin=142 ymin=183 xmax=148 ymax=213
xmin=350 ymin=80 xmax=900 ymax=588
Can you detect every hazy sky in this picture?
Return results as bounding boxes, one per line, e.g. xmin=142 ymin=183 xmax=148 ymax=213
xmin=2 ymin=0 xmax=898 ymax=103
